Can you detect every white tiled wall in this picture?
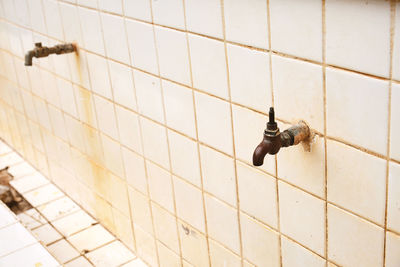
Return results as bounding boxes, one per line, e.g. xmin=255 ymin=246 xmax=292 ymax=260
xmin=0 ymin=0 xmax=399 ymax=267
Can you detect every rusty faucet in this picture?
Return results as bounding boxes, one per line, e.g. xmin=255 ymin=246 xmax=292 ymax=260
xmin=253 ymin=107 xmax=311 ymax=166
xmin=25 ymin=42 xmax=76 ymax=66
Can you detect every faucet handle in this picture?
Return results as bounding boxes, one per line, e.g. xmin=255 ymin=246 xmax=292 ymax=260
xmin=267 ymin=107 xmax=278 ymax=131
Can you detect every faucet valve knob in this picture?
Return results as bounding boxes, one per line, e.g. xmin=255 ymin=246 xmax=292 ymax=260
xmin=267 ymin=107 xmax=278 ymax=131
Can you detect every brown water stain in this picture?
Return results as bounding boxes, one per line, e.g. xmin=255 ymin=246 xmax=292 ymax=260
xmin=74 ymin=47 xmax=115 ymax=231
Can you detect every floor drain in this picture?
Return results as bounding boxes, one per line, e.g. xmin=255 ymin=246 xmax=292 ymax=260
xmin=0 ymin=166 xmax=32 ymax=214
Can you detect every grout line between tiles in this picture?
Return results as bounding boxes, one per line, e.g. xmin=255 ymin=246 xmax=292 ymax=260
xmin=119 ymin=0 xmax=139 ymax=254
xmin=321 ymin=0 xmax=328 ymax=265
xmin=220 ymin=0 xmax=244 ymax=266
xmin=383 ymin=1 xmax=396 ymax=267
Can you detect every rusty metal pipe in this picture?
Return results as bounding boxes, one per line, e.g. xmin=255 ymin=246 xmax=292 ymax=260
xmin=252 ymin=108 xmax=310 ymax=166
xmin=24 ymin=42 xmax=76 ymax=66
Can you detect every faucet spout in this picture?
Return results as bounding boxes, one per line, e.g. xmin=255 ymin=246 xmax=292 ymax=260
xmin=24 ymin=50 xmax=34 ymax=66
xmin=253 ymin=139 xmax=273 ymax=166
xmin=24 ymin=42 xmax=76 ymax=66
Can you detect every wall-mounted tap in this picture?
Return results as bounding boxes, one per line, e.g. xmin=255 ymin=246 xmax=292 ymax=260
xmin=253 ymin=107 xmax=311 ymax=166
xmin=25 ymin=42 xmax=76 ymax=66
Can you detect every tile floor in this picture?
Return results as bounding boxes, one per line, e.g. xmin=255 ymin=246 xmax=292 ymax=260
xmin=0 ymin=140 xmax=148 ymax=267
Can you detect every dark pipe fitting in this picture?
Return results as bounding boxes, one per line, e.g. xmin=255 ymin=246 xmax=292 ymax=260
xmin=252 ymin=107 xmax=310 ymax=166
xmin=25 ymin=42 xmax=76 ymax=66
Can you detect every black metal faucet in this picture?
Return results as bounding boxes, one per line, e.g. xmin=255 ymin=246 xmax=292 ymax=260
xmin=253 ymin=107 xmax=311 ymax=166
xmin=25 ymin=42 xmax=76 ymax=66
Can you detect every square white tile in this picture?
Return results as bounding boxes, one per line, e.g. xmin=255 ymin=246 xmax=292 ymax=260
xmin=140 ymin=117 xmax=170 ymax=169
xmin=37 ymin=196 xmax=80 ymax=221
xmin=43 ymin=0 xmax=63 ymax=41
xmin=205 ymin=194 xmax=240 ymax=254
xmin=47 ymin=239 xmax=80 ymax=263
xmin=86 ymin=53 xmax=112 ymax=100
xmin=200 ymin=145 xmax=236 ymax=207
xmin=23 ymin=183 xmax=64 ymax=207
xmin=240 ymin=213 xmax=280 ymax=267
xmin=86 ymin=240 xmax=135 ymax=267
xmin=278 ymin=181 xmax=325 ymax=255
xmin=107 ymin=173 xmax=130 ymax=216
xmin=124 ymin=0 xmax=152 ymax=22
xmin=101 ymin=13 xmax=130 ymax=64
xmin=17 ymin=211 xmax=43 ymax=230
xmin=272 ymin=55 xmax=324 ymax=133
xmin=129 ymin=188 xmax=154 ymax=234
xmin=133 ymin=70 xmax=165 ymax=123
xmin=152 ymin=203 xmax=179 ymax=253
xmin=223 ymin=0 xmax=269 ymax=49
xmin=74 ymin=86 xmax=98 ymax=129
xmin=146 ymin=161 xmax=174 ymax=213
xmin=155 ymin=26 xmax=191 ymax=85
xmin=325 ymin=0 xmax=391 ymax=77
xmin=32 ymin=223 xmax=62 ymax=245
xmin=168 ymin=130 xmax=201 ymax=186
xmin=209 ymin=239 xmax=241 ymax=267
xmin=162 ymin=80 xmax=196 ymax=138
xmin=185 ymin=0 xmax=223 ymax=38
xmin=101 ymin=134 xmax=124 ymax=178
xmin=393 ymin=3 xmax=400 ymax=81
xmin=67 ymin=224 xmax=115 ymax=253
xmin=151 ymin=0 xmax=185 ymax=29
xmin=195 ymin=92 xmax=233 ymax=155
xmin=93 ymin=95 xmax=119 ymax=140
xmin=189 ymin=34 xmax=229 ymax=99
xmin=270 ymin=0 xmax=322 ymax=61
xmin=10 ymin=172 xmax=49 ymax=193
xmin=78 ymin=7 xmax=105 ymax=55
xmin=126 ymin=19 xmax=158 ymax=74
xmin=227 ymin=43 xmax=272 ymax=112
xmin=390 ymin=83 xmax=400 ymax=161
xmin=173 ymin=176 xmax=205 ymax=232
xmin=386 ymin=231 xmax=400 ymax=267
xmin=388 ymin=162 xmax=400 ymax=233
xmin=59 ymin=2 xmax=82 ymax=44
xmin=327 ymin=204 xmax=384 ymax=267
xmin=281 ymin=236 xmax=325 ymax=267
xmin=178 ymin=221 xmax=209 ymax=266
xmin=52 ymin=209 xmax=96 ymax=237
xmin=122 ymin=148 xmax=147 ymax=194
xmin=98 ymin=0 xmax=122 ymax=14
xmin=237 ymin=161 xmax=277 ymax=228
xmin=116 ymin=106 xmax=142 ymax=154
xmin=326 ymin=67 xmax=389 ymax=155
xmin=327 ymin=140 xmax=386 ymax=225
xmin=108 ymin=60 xmax=136 ymax=111
xmin=157 ymin=241 xmax=180 ymax=266
xmin=134 ymin=226 xmax=158 ymax=266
